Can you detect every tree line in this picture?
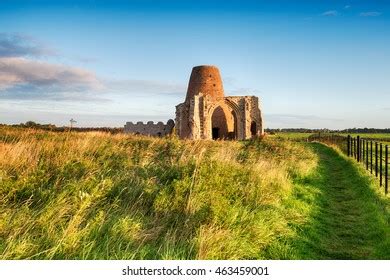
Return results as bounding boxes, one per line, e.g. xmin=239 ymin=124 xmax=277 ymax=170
xmin=266 ymin=128 xmax=390 ymax=133
xmin=0 ymin=121 xmax=123 ymax=134
xmin=1 ymin=122 xmax=389 ymax=134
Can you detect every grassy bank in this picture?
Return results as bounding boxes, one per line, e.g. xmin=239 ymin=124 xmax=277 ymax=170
xmin=0 ymin=127 xmax=389 ymax=259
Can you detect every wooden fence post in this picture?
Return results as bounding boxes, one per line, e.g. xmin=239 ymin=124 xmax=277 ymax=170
xmin=366 ymin=141 xmax=369 ymax=170
xmin=380 ymin=143 xmax=383 ymax=186
xmin=386 ymin=145 xmax=388 ymax=195
xmin=375 ymin=142 xmax=378 ymax=177
xmin=370 ymin=141 xmax=373 ymax=174
xmin=357 ymin=136 xmax=360 ymax=162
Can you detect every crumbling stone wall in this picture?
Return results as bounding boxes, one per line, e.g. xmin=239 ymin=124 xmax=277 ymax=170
xmin=124 ymin=119 xmax=174 ymax=137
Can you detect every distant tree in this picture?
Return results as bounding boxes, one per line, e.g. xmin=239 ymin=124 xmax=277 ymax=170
xmin=25 ymin=121 xmax=38 ymax=127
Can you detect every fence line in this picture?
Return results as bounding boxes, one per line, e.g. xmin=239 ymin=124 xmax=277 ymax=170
xmin=308 ymin=134 xmax=388 ymax=195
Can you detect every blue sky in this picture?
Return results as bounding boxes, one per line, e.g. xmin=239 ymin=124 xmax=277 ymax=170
xmin=0 ymin=0 xmax=389 ymax=128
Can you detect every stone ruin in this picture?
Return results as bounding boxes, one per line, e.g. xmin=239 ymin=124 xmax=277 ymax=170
xmin=124 ymin=65 xmax=264 ymax=140
xmin=176 ymin=65 xmax=263 ymax=140
xmin=124 ymin=120 xmax=174 ymax=137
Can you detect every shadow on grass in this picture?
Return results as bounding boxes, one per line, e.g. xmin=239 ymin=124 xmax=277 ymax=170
xmin=290 ymin=143 xmax=390 ymax=259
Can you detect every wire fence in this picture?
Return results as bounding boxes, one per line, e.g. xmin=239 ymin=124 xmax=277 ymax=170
xmin=308 ymin=134 xmax=388 ymax=195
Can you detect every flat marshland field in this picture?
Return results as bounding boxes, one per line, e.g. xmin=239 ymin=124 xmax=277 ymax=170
xmin=0 ymin=127 xmax=389 ymax=259
xmin=273 ymin=132 xmax=390 ymax=145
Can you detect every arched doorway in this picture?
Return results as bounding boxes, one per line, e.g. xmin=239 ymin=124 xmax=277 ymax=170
xmin=250 ymin=121 xmax=257 ymax=137
xmin=211 ymin=105 xmax=236 ymax=140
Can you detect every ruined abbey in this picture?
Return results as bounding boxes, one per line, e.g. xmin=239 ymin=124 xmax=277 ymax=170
xmin=124 ymin=65 xmax=263 ymax=140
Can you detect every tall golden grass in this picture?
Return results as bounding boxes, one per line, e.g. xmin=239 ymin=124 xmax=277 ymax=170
xmin=0 ymin=127 xmax=317 ymax=259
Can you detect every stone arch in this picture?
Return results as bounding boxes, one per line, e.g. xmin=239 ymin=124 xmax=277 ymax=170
xmin=211 ymin=106 xmax=228 ymax=139
xmin=207 ymin=100 xmax=241 ymax=140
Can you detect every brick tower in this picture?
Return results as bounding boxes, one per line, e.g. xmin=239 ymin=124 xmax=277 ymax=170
xmin=175 ymin=65 xmax=263 ymax=140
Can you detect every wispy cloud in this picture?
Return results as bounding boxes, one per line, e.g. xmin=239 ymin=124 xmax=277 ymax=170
xmin=105 ymin=79 xmax=186 ymax=96
xmin=0 ymin=88 xmax=110 ymax=102
xmin=0 ymin=33 xmax=95 ymax=63
xmin=227 ymin=87 xmax=262 ymax=96
xmin=71 ymin=55 xmax=98 ymax=64
xmin=266 ymin=114 xmax=342 ymax=122
xmin=0 ymin=32 xmax=188 ymax=102
xmin=0 ymin=56 xmax=188 ymax=101
xmin=359 ymin=11 xmax=382 ymax=17
xmin=0 ymin=33 xmax=103 ymax=101
xmin=344 ymin=5 xmax=351 ymax=9
xmin=0 ymin=57 xmax=103 ymax=98
xmin=222 ymin=76 xmax=238 ymax=86
xmin=0 ymin=33 xmax=55 ymax=58
xmin=322 ymin=10 xmax=339 ymax=17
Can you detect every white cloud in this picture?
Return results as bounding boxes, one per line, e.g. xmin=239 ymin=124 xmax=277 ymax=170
xmin=0 ymin=57 xmax=102 ymax=93
xmin=0 ymin=57 xmax=187 ymax=101
xmin=322 ymin=10 xmax=339 ymax=17
xmin=0 ymin=32 xmax=187 ymax=102
xmin=105 ymin=79 xmax=186 ymax=96
xmin=0 ymin=33 xmax=55 ymax=58
xmin=267 ymin=114 xmax=341 ymax=122
xmin=344 ymin=5 xmax=351 ymax=9
xmin=360 ymin=12 xmax=382 ymax=17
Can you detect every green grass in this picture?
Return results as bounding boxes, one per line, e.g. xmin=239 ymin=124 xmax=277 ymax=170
xmin=0 ymin=127 xmax=389 ymax=259
xmin=339 ymin=133 xmax=390 ymax=140
xmin=340 ymin=133 xmax=390 ymax=146
xmin=270 ymin=132 xmax=314 ymax=140
xmin=271 ymin=132 xmax=390 ymax=145
xmin=282 ymin=144 xmax=390 ymax=259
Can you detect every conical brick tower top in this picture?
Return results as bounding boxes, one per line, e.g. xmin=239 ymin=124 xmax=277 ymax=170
xmin=185 ymin=65 xmax=224 ymax=102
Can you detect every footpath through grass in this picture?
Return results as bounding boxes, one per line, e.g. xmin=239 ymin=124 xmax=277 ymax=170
xmin=289 ymin=143 xmax=390 ymax=259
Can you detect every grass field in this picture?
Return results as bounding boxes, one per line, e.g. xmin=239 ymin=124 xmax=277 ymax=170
xmin=340 ymin=133 xmax=390 ymax=140
xmin=341 ymin=133 xmax=390 ymax=146
xmin=0 ymin=127 xmax=389 ymax=259
xmin=273 ymin=132 xmax=390 ymax=145
xmin=270 ymin=132 xmax=314 ymax=140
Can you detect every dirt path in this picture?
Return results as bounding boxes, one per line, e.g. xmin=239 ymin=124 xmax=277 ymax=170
xmin=293 ymin=143 xmax=390 ymax=259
